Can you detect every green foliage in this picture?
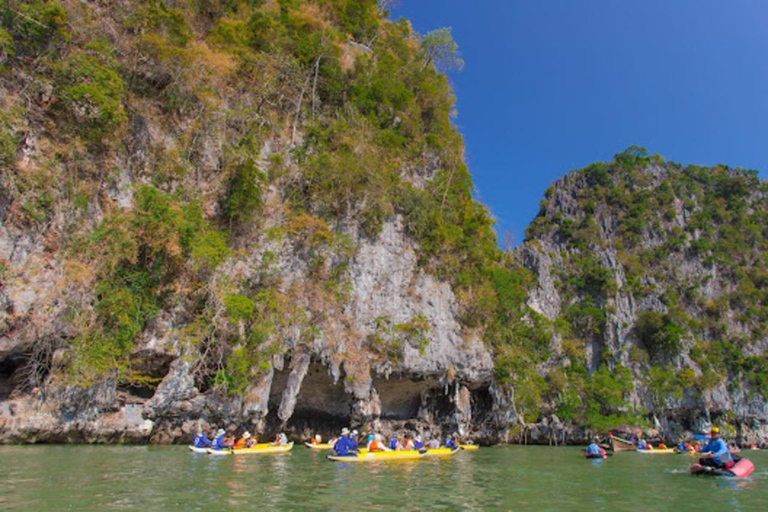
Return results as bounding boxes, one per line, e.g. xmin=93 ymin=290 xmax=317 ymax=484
xmin=55 ymin=48 xmax=127 ymax=142
xmin=566 ymin=297 xmax=606 ymax=339
xmin=421 ymin=27 xmax=464 ymax=72
xmin=221 ymin=159 xmax=264 ymax=224
xmin=190 ymin=231 xmax=231 ymax=273
xmin=0 ymin=25 xmax=13 ymax=67
xmin=224 ymin=293 xmax=255 ymax=324
xmin=583 ymin=364 xmax=642 ymax=430
xmin=0 ymin=0 xmax=69 ymax=57
xmin=489 ymin=266 xmax=530 ymax=322
xmin=70 ymin=186 xmax=228 ymax=384
xmin=555 ymin=385 xmax=582 ymax=421
xmin=330 ymin=0 xmax=379 ymax=41
xmin=368 ymin=315 xmax=432 ymax=362
xmin=647 ymin=366 xmax=683 ymax=409
xmin=584 ymin=163 xmax=610 ymax=187
xmin=0 ymin=106 xmax=20 ymax=166
xmin=636 ymin=310 xmax=684 ymax=359
xmin=570 ymin=256 xmax=615 ymax=298
xmin=129 ymin=0 xmax=192 ymax=46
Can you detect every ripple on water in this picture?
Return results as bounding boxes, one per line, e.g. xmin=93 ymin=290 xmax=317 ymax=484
xmin=0 ymin=446 xmax=767 ymax=511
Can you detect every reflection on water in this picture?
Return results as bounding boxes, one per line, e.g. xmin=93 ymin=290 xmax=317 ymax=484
xmin=0 ymin=445 xmax=766 ymax=511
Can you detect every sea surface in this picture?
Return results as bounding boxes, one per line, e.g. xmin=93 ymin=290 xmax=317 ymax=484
xmin=1 ymin=444 xmax=766 ymax=511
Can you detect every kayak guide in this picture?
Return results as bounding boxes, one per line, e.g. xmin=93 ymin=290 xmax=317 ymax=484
xmin=689 ymin=427 xmax=755 ymax=478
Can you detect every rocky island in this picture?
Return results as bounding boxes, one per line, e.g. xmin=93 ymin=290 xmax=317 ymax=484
xmin=1 ymin=0 xmax=766 ymax=446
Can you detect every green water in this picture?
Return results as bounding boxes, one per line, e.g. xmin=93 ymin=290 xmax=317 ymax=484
xmin=1 ymin=445 xmax=766 ymax=511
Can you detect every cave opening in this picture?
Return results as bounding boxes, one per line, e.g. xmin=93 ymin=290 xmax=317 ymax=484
xmin=469 ymin=384 xmax=494 ymax=425
xmin=266 ymin=363 xmax=353 ymax=436
xmin=373 ymin=375 xmax=443 ymax=420
xmin=0 ymin=355 xmax=24 ymax=400
xmin=118 ymin=355 xmax=174 ymax=400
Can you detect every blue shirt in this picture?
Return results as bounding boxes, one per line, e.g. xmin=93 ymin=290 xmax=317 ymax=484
xmin=586 ymin=443 xmax=602 ymax=455
xmin=445 ymin=438 xmax=458 ymax=449
xmin=700 ymin=438 xmax=731 ymax=462
xmin=212 ymin=435 xmax=228 ymax=450
xmin=414 ymin=440 xmax=424 ymax=450
xmin=193 ymin=433 xmax=211 ymax=448
xmin=334 ymin=435 xmax=355 ymax=455
xmin=389 ymin=438 xmax=398 ymax=450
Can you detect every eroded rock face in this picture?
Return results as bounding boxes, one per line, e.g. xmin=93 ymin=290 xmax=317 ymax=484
xmin=0 ymin=215 xmax=498 ymax=444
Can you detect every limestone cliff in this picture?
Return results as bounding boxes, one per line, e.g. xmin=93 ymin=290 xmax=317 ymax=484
xmin=0 ymin=3 xmax=766 ymax=446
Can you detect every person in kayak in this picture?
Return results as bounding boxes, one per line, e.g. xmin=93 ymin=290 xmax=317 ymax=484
xmin=585 ymin=439 xmax=605 ymax=457
xmin=445 ymin=434 xmax=458 ymax=449
xmin=403 ymin=434 xmax=416 ymax=451
xmin=333 ymin=428 xmax=358 ymax=455
xmin=234 ymin=432 xmax=255 ymax=449
xmin=310 ymin=434 xmax=322 ymax=445
xmin=698 ymin=427 xmax=733 ymax=469
xmin=368 ymin=434 xmax=387 ymax=452
xmin=390 ymin=434 xmax=404 ymax=450
xmin=212 ymin=429 xmax=228 ymax=451
xmin=274 ymin=433 xmax=289 ymax=446
xmin=425 ymin=438 xmax=441 ymax=449
xmin=193 ymin=430 xmax=212 ymax=449
xmin=414 ymin=435 xmax=424 ymax=450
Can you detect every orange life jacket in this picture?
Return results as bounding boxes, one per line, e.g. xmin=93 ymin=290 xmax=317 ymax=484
xmin=369 ymin=439 xmax=384 ymax=452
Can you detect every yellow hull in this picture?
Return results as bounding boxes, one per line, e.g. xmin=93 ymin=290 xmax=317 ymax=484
xmin=460 ymin=445 xmax=479 ymax=451
xmin=637 ymin=448 xmax=675 ymax=455
xmin=208 ymin=442 xmax=294 ymax=455
xmin=328 ymin=450 xmax=426 ymax=462
xmin=425 ymin=447 xmax=461 ymax=457
xmin=305 ymin=442 xmax=334 ymax=450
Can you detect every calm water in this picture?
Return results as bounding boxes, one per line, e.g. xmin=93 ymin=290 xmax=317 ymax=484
xmin=1 ymin=445 xmax=766 ymax=511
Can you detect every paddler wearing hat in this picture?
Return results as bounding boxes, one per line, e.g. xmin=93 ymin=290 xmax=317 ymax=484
xmin=233 ymin=431 xmax=256 ymax=449
xmin=212 ymin=429 xmax=229 ymax=451
xmin=697 ymin=427 xmax=732 ymax=469
xmin=333 ymin=427 xmax=359 ymax=456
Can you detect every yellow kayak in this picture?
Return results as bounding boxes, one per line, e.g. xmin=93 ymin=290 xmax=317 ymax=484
xmin=208 ymin=442 xmax=294 ymax=455
xmin=637 ymin=448 xmax=675 ymax=455
xmin=425 ymin=447 xmax=461 ymax=457
xmin=305 ymin=442 xmax=334 ymax=450
xmin=460 ymin=445 xmax=479 ymax=451
xmin=328 ymin=450 xmax=427 ymax=462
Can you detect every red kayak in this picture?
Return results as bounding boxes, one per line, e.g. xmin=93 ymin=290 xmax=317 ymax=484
xmin=690 ymin=458 xmax=754 ymax=478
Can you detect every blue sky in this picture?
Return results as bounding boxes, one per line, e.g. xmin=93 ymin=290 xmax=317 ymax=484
xmin=391 ymin=0 xmax=768 ymax=244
